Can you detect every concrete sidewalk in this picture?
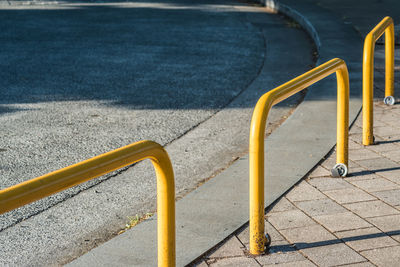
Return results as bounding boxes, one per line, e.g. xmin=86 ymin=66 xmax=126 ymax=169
xmin=191 ymin=1 xmax=400 ymax=265
xmin=193 ymin=95 xmax=400 ymax=266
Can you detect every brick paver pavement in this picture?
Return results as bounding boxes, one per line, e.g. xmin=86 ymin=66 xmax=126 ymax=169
xmin=190 ymin=48 xmax=400 ymax=267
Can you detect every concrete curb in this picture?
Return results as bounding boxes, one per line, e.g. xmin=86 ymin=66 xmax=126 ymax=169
xmin=264 ymin=0 xmax=321 ymax=50
xmin=69 ymin=1 xmax=364 ymax=266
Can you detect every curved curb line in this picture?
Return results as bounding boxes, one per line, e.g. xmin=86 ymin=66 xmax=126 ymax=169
xmin=265 ymin=0 xmax=322 ymax=50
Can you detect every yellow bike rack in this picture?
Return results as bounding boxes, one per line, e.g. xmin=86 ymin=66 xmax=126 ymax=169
xmin=249 ymin=58 xmax=350 ymax=255
xmin=363 ymin=16 xmax=395 ymax=145
xmin=0 ymin=140 xmax=176 ymax=267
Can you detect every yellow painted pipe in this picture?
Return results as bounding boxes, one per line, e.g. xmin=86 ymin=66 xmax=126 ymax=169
xmin=363 ymin=16 xmax=395 ymax=145
xmin=0 ymin=140 xmax=175 ymax=267
xmin=249 ymin=58 xmax=349 ymax=255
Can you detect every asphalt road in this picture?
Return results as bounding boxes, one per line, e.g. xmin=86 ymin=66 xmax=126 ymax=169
xmin=0 ymin=0 xmax=264 ymax=226
xmin=0 ymin=0 xmax=314 ymax=265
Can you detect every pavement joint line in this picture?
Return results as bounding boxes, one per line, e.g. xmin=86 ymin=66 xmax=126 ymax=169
xmin=367 ymin=213 xmax=400 ymax=220
xmin=361 ymin=171 xmax=400 ymax=187
xmin=335 ymin=261 xmax=372 ymax=267
xmin=332 ymin=226 xmax=379 ymax=235
xmin=272 ymin=175 xmax=399 ymax=264
xmin=321 ymin=138 xmax=400 ymax=252
xmin=312 ymin=177 xmax=400 ymax=224
xmin=340 ymin=189 xmax=390 ymax=205
xmin=374 ymin=150 xmax=400 ymax=161
xmin=295 ymin=191 xmax=363 ymax=234
xmin=302 ymin=180 xmax=375 ymax=231
xmin=358 ymin=243 xmax=400 ymax=253
xmin=276 ymin=195 xmax=368 ymax=265
xmin=260 ymin=211 xmax=319 ymax=267
xmin=364 ymin=214 xmax=400 ymax=219
xmin=279 ymin=195 xmax=334 ymax=233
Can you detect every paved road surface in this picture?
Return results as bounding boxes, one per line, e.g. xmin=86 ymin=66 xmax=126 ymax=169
xmin=0 ymin=0 xmax=314 ymax=265
xmin=0 ymin=0 xmax=265 ymax=227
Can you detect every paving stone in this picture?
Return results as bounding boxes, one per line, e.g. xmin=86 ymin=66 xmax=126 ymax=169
xmin=371 ymin=189 xmax=400 ymax=206
xmin=243 ymin=236 xmax=292 ymax=253
xmin=336 ymin=227 xmax=399 ymax=252
xmin=349 ymin=160 xmax=363 ymax=169
xmin=280 ymin=225 xmax=337 ymax=249
xmin=207 ymin=256 xmax=259 ymax=267
xmin=341 ymin=262 xmax=375 ymax=267
xmin=308 ymin=178 xmax=353 ymax=191
xmin=369 ymin=134 xmax=384 ymax=143
xmin=355 ymin=157 xmax=398 ymax=171
xmin=348 ymin=140 xmax=363 ymax=150
xmin=295 ymin=198 xmax=347 ymax=216
xmin=208 ymin=236 xmax=245 ymax=258
xmin=381 ymin=110 xmax=400 ymax=118
xmin=361 ymin=246 xmax=400 ymax=266
xmin=381 ymin=150 xmax=400 ymax=163
xmin=354 ymin=119 xmax=362 ymax=127
xmin=367 ymin=214 xmax=400 ymax=232
xmin=367 ymin=142 xmax=400 ymax=153
xmin=376 ymin=168 xmax=400 ymax=184
xmin=269 ymin=197 xmax=296 ymax=213
xmin=374 ymin=126 xmax=400 ymax=137
xmin=236 ymin=221 xmax=284 ymax=246
xmin=301 ymin=243 xmax=367 ymax=266
xmin=349 ymin=177 xmax=400 ymax=192
xmin=236 ymin=228 xmax=250 ymax=246
xmin=347 ymin=172 xmax=382 ymax=181
xmin=347 ymin=169 xmax=376 ymax=180
xmin=349 ymin=160 xmax=362 ymax=167
xmin=243 ymin=237 xmax=296 ymax=254
xmin=372 ymin=108 xmax=386 ymax=116
xmin=348 ymin=149 xmax=381 ymax=161
xmin=349 ymin=126 xmax=362 ymax=134
xmin=286 ymin=182 xmax=326 ymax=202
xmin=324 ymin=188 xmax=376 ymax=204
xmin=264 ymin=221 xmax=286 ymax=242
xmin=308 ymin=166 xmax=331 ymax=178
xmin=256 ymin=251 xmax=305 ymax=266
xmin=199 ymin=96 xmax=400 ymax=267
xmin=267 ymin=240 xmax=297 ymax=254
xmin=349 ymin=133 xmax=363 ymax=143
xmin=320 ymin=157 xmax=337 ymax=171
xmin=263 ymin=260 xmax=316 ymax=267
xmin=314 ymin=212 xmax=371 ymax=232
xmin=334 ymin=159 xmax=362 ymax=170
xmin=344 ymin=200 xmax=400 ymax=218
xmin=379 ymin=135 xmax=400 ymax=146
xmin=267 ymin=209 xmax=316 ymax=230
xmin=391 ymin=233 xmax=400 ymax=242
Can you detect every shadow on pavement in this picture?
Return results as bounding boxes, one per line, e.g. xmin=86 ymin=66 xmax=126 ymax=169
xmin=0 ymin=0 xmax=269 ymax=113
xmin=376 ymin=139 xmax=400 ymax=145
xmin=268 ymin=230 xmax=400 ymax=252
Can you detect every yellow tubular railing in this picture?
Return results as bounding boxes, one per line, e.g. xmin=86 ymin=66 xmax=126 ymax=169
xmin=363 ymin=16 xmax=395 ymax=145
xmin=249 ymin=58 xmax=350 ymax=255
xmin=0 ymin=140 xmax=175 ymax=267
